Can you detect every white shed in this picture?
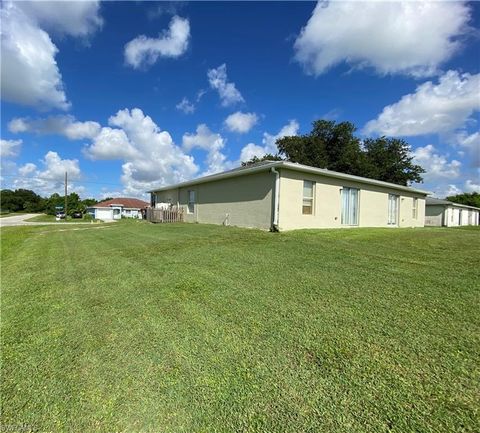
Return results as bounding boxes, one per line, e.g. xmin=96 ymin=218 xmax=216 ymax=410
xmin=425 ymin=197 xmax=480 ymax=227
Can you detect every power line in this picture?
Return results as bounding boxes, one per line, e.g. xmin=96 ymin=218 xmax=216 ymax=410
xmin=0 ymin=174 xmax=125 ymax=187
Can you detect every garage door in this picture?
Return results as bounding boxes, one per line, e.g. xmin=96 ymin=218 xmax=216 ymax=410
xmin=96 ymin=209 xmax=113 ymax=220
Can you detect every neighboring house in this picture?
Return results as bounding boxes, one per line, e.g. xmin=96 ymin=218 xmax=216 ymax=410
xmin=425 ymin=197 xmax=480 ymax=227
xmin=87 ymin=198 xmax=149 ymax=221
xmin=149 ymin=161 xmax=428 ymax=231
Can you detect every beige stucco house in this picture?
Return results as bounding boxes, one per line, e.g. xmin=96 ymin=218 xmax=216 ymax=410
xmin=149 ymin=161 xmax=429 ymax=231
xmin=425 ymin=197 xmax=480 ymax=227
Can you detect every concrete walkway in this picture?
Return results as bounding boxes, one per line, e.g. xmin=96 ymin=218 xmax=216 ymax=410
xmin=0 ymin=214 xmax=108 ymax=227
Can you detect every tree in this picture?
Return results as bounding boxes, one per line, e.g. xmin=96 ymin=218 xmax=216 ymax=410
xmin=277 ymin=120 xmax=364 ymax=175
xmin=0 ymin=190 xmax=18 ymax=212
xmin=0 ymin=189 xmax=44 ymax=212
xmin=65 ymin=192 xmax=80 ymax=215
xmin=44 ymin=193 xmax=64 ymax=215
xmin=361 ymin=137 xmax=425 ymax=186
xmin=276 ymin=135 xmax=328 ymax=169
xmin=241 ymin=154 xmax=283 ymax=167
xmin=274 ymin=119 xmax=424 ymax=186
xmin=80 ymin=198 xmax=97 ymax=211
xmin=446 ymin=192 xmax=480 ymax=208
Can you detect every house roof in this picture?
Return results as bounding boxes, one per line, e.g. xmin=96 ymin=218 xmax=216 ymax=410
xmin=426 ymin=197 xmax=480 ymax=210
xmin=149 ymin=161 xmax=430 ymax=195
xmin=91 ymin=197 xmax=149 ymax=209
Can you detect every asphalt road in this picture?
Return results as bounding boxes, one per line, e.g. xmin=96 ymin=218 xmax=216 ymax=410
xmin=0 ymin=214 xmax=100 ymax=227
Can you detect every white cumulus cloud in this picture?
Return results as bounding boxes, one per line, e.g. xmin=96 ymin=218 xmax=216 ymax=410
xmin=207 ymin=64 xmax=244 ymax=107
xmin=239 ymin=120 xmax=300 ymax=162
xmin=262 ymin=120 xmax=300 ymax=153
xmin=16 ymin=0 xmax=103 ymax=37
xmin=456 ymin=131 xmax=480 ymax=168
xmin=412 ymin=144 xmax=461 ymax=182
xmin=364 ymin=71 xmax=480 ymax=136
xmin=294 ymin=1 xmax=472 ymax=77
xmin=182 ymin=124 xmax=232 ymax=175
xmin=8 ymin=115 xmax=101 ymax=140
xmin=84 ymin=127 xmax=137 ymax=161
xmin=176 ymin=97 xmax=195 ymax=114
xmin=13 ymin=151 xmax=83 ymax=197
xmin=1 ymin=3 xmax=69 ymax=110
xmin=239 ymin=143 xmax=267 ymax=164
xmin=1 ymin=1 xmax=103 ymax=111
xmin=0 ymin=139 xmax=22 ymax=158
xmin=124 ymin=16 xmax=190 ymax=69
xmin=465 ymin=179 xmax=480 ymax=193
xmin=18 ymin=163 xmax=36 ymax=177
xmin=224 ymin=111 xmax=258 ymax=133
xmin=83 ymin=108 xmax=198 ymax=197
xmin=38 ymin=151 xmax=81 ymax=181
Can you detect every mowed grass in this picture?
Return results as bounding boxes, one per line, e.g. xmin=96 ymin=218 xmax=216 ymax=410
xmin=1 ymin=221 xmax=479 ymax=433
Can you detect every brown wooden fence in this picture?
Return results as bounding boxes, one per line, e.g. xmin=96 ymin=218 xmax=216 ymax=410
xmin=147 ymin=207 xmax=184 ymax=223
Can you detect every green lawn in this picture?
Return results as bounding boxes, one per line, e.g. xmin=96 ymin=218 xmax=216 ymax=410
xmin=1 ymin=221 xmax=479 ymax=432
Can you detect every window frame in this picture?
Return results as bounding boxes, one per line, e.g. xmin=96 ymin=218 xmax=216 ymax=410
xmin=187 ymin=190 xmax=195 ymax=214
xmin=341 ymin=187 xmax=359 ymax=226
xmin=387 ymin=194 xmax=399 ymax=225
xmin=412 ymin=198 xmax=418 ymax=219
xmin=302 ymin=180 xmax=315 ymax=215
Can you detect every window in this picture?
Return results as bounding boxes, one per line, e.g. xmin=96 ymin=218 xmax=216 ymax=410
xmin=341 ymin=187 xmax=359 ymax=225
xmin=188 ymin=190 xmax=195 ymax=214
xmin=412 ymin=198 xmax=418 ymax=219
xmin=388 ymin=194 xmax=399 ymax=225
xmin=302 ymin=180 xmax=315 ymax=215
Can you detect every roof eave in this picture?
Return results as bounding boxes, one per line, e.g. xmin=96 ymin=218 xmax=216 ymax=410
xmin=148 ymin=161 xmax=282 ymax=193
xmin=149 ymin=160 xmax=430 ymax=195
xmin=280 ymin=162 xmax=430 ymax=195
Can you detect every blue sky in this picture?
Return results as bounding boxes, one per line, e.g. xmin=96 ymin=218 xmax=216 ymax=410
xmin=1 ymin=1 xmax=479 ymax=199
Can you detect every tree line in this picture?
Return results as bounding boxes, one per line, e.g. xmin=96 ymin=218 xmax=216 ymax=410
xmin=2 ymin=120 xmax=477 ymax=213
xmin=0 ymin=189 xmax=99 ymax=215
xmin=446 ymin=192 xmax=480 ymax=208
xmin=243 ymin=119 xmax=425 ymax=186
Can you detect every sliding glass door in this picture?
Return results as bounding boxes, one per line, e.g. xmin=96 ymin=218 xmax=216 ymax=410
xmin=388 ymin=194 xmax=399 ymax=225
xmin=341 ymin=188 xmax=359 ymax=225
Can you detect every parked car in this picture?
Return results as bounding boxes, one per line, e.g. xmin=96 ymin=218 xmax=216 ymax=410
xmin=56 ymin=212 xmax=65 ymax=220
xmin=72 ymin=211 xmax=83 ymax=219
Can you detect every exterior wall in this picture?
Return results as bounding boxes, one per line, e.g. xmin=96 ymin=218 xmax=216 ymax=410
xmin=425 ymin=205 xmax=445 ymax=226
xmin=91 ymin=207 xmax=143 ymax=220
xmin=444 ymin=206 xmax=479 ymax=227
xmin=277 ymin=168 xmax=426 ymax=231
xmin=154 ymin=171 xmax=274 ymax=229
xmin=425 ymin=205 xmax=480 ymax=227
xmin=95 ymin=208 xmax=113 ymax=220
xmin=447 ymin=207 xmax=458 ymax=227
xmin=122 ymin=208 xmax=142 ymax=218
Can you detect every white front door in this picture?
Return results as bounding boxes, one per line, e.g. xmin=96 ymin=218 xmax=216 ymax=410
xmin=112 ymin=207 xmax=122 ymax=220
xmin=388 ymin=194 xmax=399 ymax=225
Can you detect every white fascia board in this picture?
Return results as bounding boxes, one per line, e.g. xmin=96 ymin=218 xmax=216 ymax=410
xmin=149 ymin=161 xmax=430 ymax=196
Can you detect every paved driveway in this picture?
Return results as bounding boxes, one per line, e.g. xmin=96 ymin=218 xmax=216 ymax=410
xmin=0 ymin=214 xmax=103 ymax=227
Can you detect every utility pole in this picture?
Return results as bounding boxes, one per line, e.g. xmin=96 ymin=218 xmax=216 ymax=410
xmin=64 ymin=171 xmax=67 ymax=221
